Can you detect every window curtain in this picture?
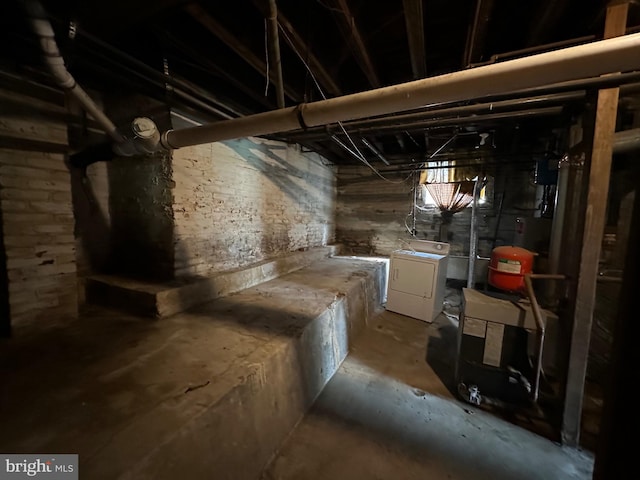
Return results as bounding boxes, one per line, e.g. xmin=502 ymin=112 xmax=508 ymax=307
xmin=419 ymin=160 xmax=483 ymax=241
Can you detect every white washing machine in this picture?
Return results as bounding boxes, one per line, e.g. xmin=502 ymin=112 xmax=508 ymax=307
xmin=385 ymin=240 xmax=450 ymax=322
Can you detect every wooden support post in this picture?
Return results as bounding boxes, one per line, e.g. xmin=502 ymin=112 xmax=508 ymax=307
xmin=561 ymin=1 xmax=629 ymax=447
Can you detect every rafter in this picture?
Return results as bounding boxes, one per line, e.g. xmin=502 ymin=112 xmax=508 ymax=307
xmin=526 ymin=0 xmax=571 ymax=47
xmin=266 ymin=0 xmax=285 ymax=108
xmin=185 ymin=3 xmax=300 ymax=102
xmin=464 ymin=0 xmax=495 ymax=66
xmin=252 ymin=0 xmax=342 ymax=98
xmin=326 ymin=0 xmax=381 ymax=88
xmin=402 ymin=0 xmax=427 ymax=79
xmin=158 ymin=29 xmax=275 ymax=110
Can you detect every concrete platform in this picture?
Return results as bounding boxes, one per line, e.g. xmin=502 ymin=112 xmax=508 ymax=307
xmin=0 ymin=256 xmax=386 ymax=480
xmin=85 ymin=245 xmax=339 ymax=317
xmin=264 ymin=309 xmax=594 ymax=480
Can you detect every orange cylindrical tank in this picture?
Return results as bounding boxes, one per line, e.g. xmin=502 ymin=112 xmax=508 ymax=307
xmin=488 ymin=246 xmax=534 ymax=292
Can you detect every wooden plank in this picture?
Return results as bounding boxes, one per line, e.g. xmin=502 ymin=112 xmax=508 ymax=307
xmin=264 ymin=5 xmax=343 ymax=97
xmin=464 ymin=0 xmax=495 ymax=66
xmin=159 ymin=30 xmax=275 ymax=110
xmin=561 ymin=1 xmax=629 ymax=447
xmin=403 ymin=0 xmax=427 ymax=79
xmin=185 ymin=3 xmax=300 ymax=102
xmin=266 ymin=0 xmax=286 ymax=108
xmin=327 ymin=0 xmax=381 ymax=88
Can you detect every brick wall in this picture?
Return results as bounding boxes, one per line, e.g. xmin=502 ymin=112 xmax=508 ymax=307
xmin=172 ymin=137 xmax=335 ymax=277
xmin=0 ymin=85 xmax=77 ymax=330
xmin=336 ymin=164 xmax=538 ymax=258
xmin=107 ymin=152 xmax=175 ymax=280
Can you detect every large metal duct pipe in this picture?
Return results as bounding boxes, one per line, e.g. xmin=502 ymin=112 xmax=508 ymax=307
xmin=161 ymin=33 xmax=640 ymax=149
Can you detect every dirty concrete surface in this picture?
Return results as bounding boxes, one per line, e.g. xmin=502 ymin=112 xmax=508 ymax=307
xmin=0 ymin=257 xmax=384 ymax=480
xmin=264 ymin=304 xmax=594 ymax=480
xmin=1 ymin=263 xmax=594 ymax=480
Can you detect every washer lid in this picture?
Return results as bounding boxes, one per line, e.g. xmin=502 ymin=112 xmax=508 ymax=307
xmin=406 ymin=239 xmax=450 ymax=256
xmin=392 ymin=249 xmax=447 ymax=262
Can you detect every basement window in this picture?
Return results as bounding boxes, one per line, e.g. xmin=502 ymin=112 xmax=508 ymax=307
xmin=419 ymin=161 xmax=489 ymax=207
xmin=420 ymin=182 xmax=488 ymax=207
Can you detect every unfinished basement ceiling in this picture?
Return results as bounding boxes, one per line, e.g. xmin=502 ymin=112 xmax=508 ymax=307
xmin=2 ymin=0 xmax=638 ymax=164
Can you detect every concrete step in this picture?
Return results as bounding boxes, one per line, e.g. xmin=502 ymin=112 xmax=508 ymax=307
xmin=263 ymin=309 xmax=594 ymax=480
xmin=85 ymin=245 xmax=339 ymax=318
xmin=0 ymin=256 xmax=387 ymax=480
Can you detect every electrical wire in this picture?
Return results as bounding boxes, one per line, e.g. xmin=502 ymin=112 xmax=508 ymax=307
xmin=314 ymin=0 xmax=345 ymax=15
xmin=278 ymin=23 xmax=412 ymax=185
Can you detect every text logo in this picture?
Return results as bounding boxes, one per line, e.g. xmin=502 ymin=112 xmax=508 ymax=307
xmin=1 ymin=455 xmax=77 ymax=480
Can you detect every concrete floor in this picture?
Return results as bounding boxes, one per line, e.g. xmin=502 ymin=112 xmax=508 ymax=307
xmin=264 ymin=307 xmax=594 ymax=480
xmin=1 ymin=259 xmax=594 ymax=480
xmin=0 ymin=257 xmax=384 ymax=480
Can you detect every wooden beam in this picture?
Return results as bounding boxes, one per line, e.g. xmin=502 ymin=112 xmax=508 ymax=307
xmin=266 ymin=0 xmax=285 ymax=108
xmin=561 ymin=1 xmax=629 ymax=447
xmin=403 ymin=0 xmax=427 ymax=79
xmin=185 ymin=3 xmax=300 ymax=102
xmin=464 ymin=0 xmax=495 ymax=66
xmin=526 ymin=0 xmax=571 ymax=47
xmin=252 ymin=0 xmax=342 ymax=97
xmin=158 ymin=30 xmax=275 ymax=110
xmin=326 ymin=0 xmax=381 ymax=88
xmin=274 ymin=10 xmax=342 ymax=97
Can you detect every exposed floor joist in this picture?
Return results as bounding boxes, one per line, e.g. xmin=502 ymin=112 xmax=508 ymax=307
xmin=464 ymin=0 xmax=496 ymax=66
xmin=327 ymin=0 xmax=381 ymax=88
xmin=185 ymin=2 xmax=300 ymax=103
xmin=403 ymin=0 xmax=427 ymax=79
xmin=252 ymin=0 xmax=343 ymax=98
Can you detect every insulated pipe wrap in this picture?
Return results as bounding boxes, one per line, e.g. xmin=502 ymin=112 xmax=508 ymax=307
xmin=164 ymin=33 xmax=640 ymax=149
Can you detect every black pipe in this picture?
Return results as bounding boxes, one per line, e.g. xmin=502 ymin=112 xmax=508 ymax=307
xmin=290 ymin=107 xmax=564 ymax=141
xmin=370 ymin=158 xmax=536 ymax=174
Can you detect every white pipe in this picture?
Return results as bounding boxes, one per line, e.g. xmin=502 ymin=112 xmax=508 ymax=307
xmin=24 ymin=0 xmax=124 ymax=144
xmin=524 ymin=273 xmax=566 ymax=402
xmin=613 ymin=128 xmax=640 ymax=153
xmin=467 ymin=178 xmax=480 ymax=289
xmin=162 ymin=33 xmax=640 ymax=149
xmin=524 ymin=274 xmax=546 ymax=403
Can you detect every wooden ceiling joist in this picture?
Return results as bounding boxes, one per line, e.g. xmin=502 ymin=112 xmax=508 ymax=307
xmin=252 ymin=0 xmax=342 ymax=98
xmin=185 ymin=3 xmax=300 ymax=103
xmin=326 ymin=0 xmax=381 ymax=88
xmin=402 ymin=0 xmax=427 ymax=79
